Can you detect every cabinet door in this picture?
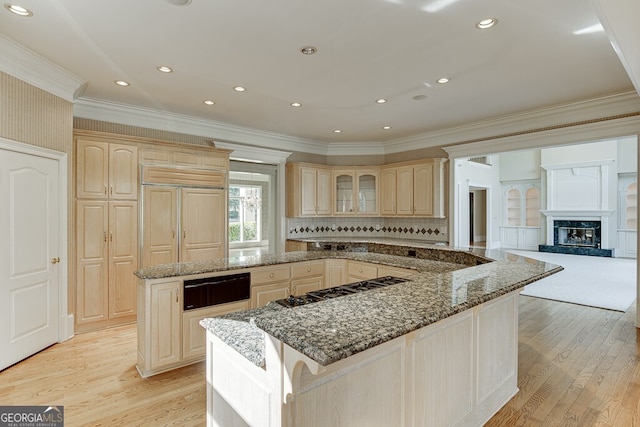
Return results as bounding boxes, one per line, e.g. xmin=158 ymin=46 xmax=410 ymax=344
xmin=109 ymin=144 xmax=138 ymax=200
xmin=334 ymin=172 xmax=355 ymax=214
xmin=347 ymin=261 xmax=378 ymax=282
xmin=316 ymin=168 xmax=333 ymax=215
xmin=109 ymin=201 xmax=138 ymax=319
xmin=357 ymin=172 xmax=378 ymax=215
xmin=76 ymin=139 xmax=109 ymax=199
xmin=324 ymin=259 xmax=347 ymax=288
xmin=251 ymin=282 xmax=290 ymax=308
xmin=142 ymin=186 xmax=178 ymax=267
xmin=292 ymin=276 xmax=323 ymax=295
xmin=183 ymin=300 xmax=250 ymax=360
xmin=180 ymin=188 xmax=225 ymax=262
xmin=380 ymin=169 xmax=397 ymax=215
xmin=300 ymin=166 xmax=318 ymax=216
xmin=76 ymin=200 xmax=109 ymax=325
xmin=150 ymin=281 xmax=181 ymax=369
xmin=396 ymin=167 xmax=414 ymax=215
xmin=413 ymin=163 xmax=434 ymax=216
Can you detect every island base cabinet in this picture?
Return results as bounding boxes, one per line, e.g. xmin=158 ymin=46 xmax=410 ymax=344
xmin=205 ymin=291 xmax=519 ymax=427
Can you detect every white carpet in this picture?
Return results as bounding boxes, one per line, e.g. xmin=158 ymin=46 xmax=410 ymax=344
xmin=509 ymin=250 xmax=637 ymax=312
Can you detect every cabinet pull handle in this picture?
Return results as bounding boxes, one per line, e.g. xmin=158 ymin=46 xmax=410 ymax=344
xmin=51 ymin=257 xmax=60 ymax=264
xmin=110 ymin=232 xmax=113 ymax=242
xmin=104 ymin=232 xmax=107 ymax=242
xmin=175 ymin=290 xmax=178 ymax=303
xmin=104 ymin=185 xmax=107 ymax=195
xmin=172 ymin=230 xmax=175 ymax=238
xmin=183 ymin=230 xmax=186 ymax=238
xmin=110 ymin=185 xmax=113 ymax=196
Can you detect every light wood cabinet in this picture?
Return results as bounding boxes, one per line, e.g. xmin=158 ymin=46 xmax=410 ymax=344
xmin=291 ymin=261 xmax=324 ymax=294
xmin=76 ymin=138 xmax=138 ymax=200
xmin=333 ymin=169 xmax=379 ymax=216
xmin=75 ymin=134 xmax=139 ymax=332
xmin=348 ymin=260 xmax=378 ymax=282
xmin=381 ymin=159 xmax=446 ymax=218
xmin=286 ymin=163 xmax=332 ymax=217
xmin=287 ymin=159 xmax=446 ymax=218
xmin=141 ymin=186 xmax=226 ymax=267
xmin=324 ymin=259 xmax=347 ymax=287
xmin=250 ymin=265 xmax=291 ymax=308
xmin=182 ymin=300 xmax=250 ymax=360
xmin=150 ymin=280 xmax=181 ymax=369
xmin=377 ymin=265 xmax=416 ymax=278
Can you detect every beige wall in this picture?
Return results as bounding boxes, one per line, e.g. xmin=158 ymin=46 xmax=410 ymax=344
xmin=1 ymin=71 xmax=75 ymax=314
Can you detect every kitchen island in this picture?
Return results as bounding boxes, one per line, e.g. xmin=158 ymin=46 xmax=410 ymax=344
xmin=191 ymin=243 xmax=562 ymax=427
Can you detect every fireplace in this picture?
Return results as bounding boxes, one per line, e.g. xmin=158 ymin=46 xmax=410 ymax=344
xmin=554 ymin=221 xmax=600 ymax=248
xmin=540 ymin=219 xmax=612 ymax=257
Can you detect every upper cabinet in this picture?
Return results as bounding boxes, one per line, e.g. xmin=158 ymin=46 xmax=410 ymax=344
xmin=287 ymin=159 xmax=447 ymax=218
xmin=333 ymin=169 xmax=379 ymax=216
xmin=76 ymin=137 xmax=138 ymax=200
xmin=381 ymin=159 xmax=447 ymax=218
xmin=286 ymin=163 xmax=332 ymax=217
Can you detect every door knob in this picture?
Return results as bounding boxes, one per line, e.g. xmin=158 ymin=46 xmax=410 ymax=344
xmin=51 ymin=257 xmax=60 ymax=264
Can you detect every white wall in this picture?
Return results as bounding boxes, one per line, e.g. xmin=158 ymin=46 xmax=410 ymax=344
xmin=540 ymin=139 xmax=617 ymax=166
xmin=618 ymin=136 xmax=638 ymax=174
xmin=499 ymin=150 xmax=541 ymax=182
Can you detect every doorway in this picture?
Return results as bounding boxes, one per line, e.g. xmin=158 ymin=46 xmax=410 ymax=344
xmin=469 ymin=187 xmax=487 ymax=247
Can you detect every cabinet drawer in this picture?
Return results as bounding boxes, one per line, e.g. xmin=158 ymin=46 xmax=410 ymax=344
xmin=348 ymin=261 xmax=378 ymax=279
xmin=251 ymin=266 xmax=291 ymax=284
xmin=291 ymin=261 xmax=324 ymax=279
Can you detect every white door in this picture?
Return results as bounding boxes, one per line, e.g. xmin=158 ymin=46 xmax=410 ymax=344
xmin=0 ymin=148 xmax=60 ymax=370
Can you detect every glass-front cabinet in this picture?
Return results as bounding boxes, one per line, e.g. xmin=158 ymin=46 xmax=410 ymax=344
xmin=333 ymin=170 xmax=379 ymax=215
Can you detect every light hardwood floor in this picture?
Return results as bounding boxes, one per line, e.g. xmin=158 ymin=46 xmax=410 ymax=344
xmin=1 ymin=296 xmax=639 ymax=426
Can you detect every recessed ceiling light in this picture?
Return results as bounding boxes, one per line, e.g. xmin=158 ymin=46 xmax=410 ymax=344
xmin=333 ymin=129 xmax=342 ymax=133
xmin=157 ymin=66 xmax=173 ymax=73
xmin=412 ymin=94 xmax=428 ymax=101
xmin=290 ymin=102 xmax=302 ymax=107
xmin=437 ymin=77 xmax=451 ymax=84
xmin=476 ymin=18 xmax=497 ymax=29
xmin=233 ymin=86 xmax=246 ymax=92
xmin=203 ymin=100 xmax=215 ymax=106
xmin=114 ymin=80 xmax=130 ymax=87
xmin=300 ymin=46 xmax=318 ymax=55
xmin=165 ymin=0 xmax=192 ymax=5
xmin=383 ymin=126 xmax=392 ymax=130
xmin=4 ymin=4 xmax=32 ymax=16
xmin=376 ymin=98 xmax=388 ymax=104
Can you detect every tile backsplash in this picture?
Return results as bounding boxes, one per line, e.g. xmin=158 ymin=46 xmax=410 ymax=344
xmin=286 ymin=217 xmax=448 ymax=243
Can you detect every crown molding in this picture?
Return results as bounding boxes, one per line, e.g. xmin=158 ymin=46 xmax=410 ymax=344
xmin=385 ymin=91 xmax=640 ymax=155
xmin=0 ymin=34 xmax=85 ymax=102
xmin=326 ymin=141 xmax=386 ymax=156
xmin=74 ymin=97 xmax=328 ymax=155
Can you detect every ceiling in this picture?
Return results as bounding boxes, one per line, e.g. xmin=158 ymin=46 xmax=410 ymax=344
xmin=0 ymin=0 xmax=635 ymax=144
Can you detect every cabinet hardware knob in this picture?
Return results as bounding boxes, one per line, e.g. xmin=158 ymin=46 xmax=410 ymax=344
xmin=307 ymin=268 xmax=311 ymax=272
xmin=51 ymin=257 xmax=60 ymax=264
xmin=269 ymin=273 xmax=274 ymax=278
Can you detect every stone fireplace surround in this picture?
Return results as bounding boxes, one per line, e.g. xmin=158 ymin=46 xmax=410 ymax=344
xmin=539 ymin=218 xmax=614 ymax=257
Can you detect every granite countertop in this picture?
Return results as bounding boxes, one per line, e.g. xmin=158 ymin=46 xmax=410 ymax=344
xmin=192 ymin=241 xmax=562 ymax=369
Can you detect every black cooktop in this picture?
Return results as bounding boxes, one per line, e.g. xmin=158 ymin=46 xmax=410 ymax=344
xmin=275 ymin=276 xmax=409 ymax=308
